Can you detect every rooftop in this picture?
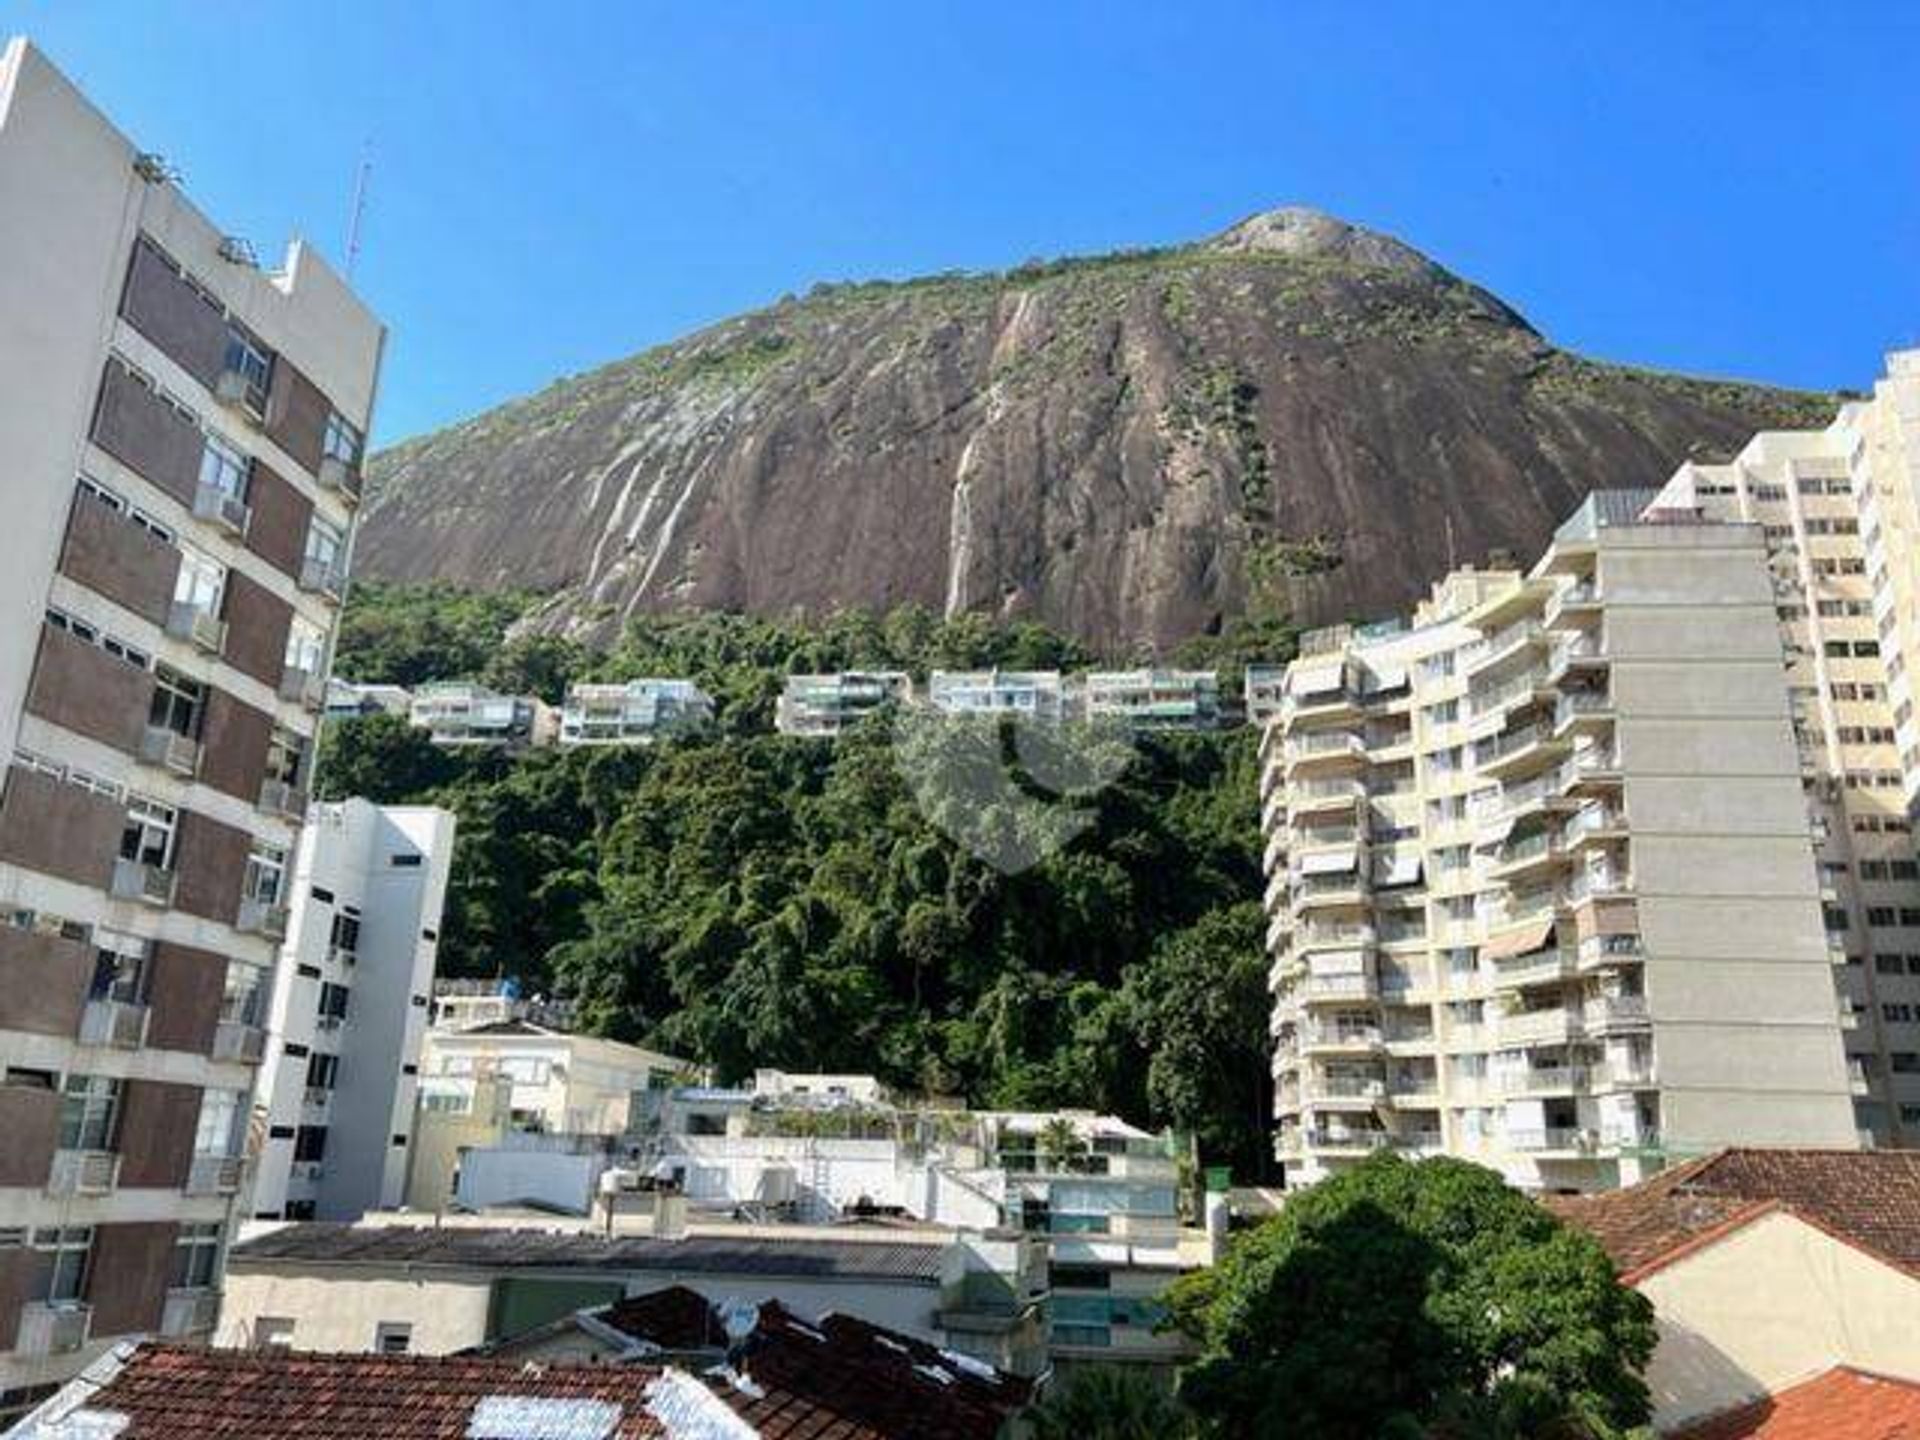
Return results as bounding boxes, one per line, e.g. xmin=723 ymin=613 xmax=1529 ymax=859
xmin=1548 ymin=1148 xmax=1920 ymax=1282
xmin=1669 ymin=1366 xmax=1920 ymax=1440
xmin=229 ymin=1223 xmax=949 ymax=1285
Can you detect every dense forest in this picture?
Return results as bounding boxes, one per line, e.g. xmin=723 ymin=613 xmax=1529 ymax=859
xmin=320 ymin=585 xmax=1294 ymax=1178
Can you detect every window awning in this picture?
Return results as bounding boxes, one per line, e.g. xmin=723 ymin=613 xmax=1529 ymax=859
xmin=1299 ymin=847 xmax=1360 ymax=876
xmin=1364 ymin=661 xmax=1409 ymax=693
xmin=1481 ymin=916 xmax=1556 ymax=962
xmin=1291 ymin=659 xmax=1346 ymax=697
xmin=1374 ymin=851 xmax=1422 ymax=887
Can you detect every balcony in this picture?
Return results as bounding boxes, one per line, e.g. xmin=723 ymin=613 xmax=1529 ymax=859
xmin=237 ymin=897 xmax=290 ymax=940
xmin=1299 ymin=973 xmax=1377 ymax=1003
xmin=1496 ymin=1065 xmax=1593 ymax=1097
xmin=258 ymin=778 xmax=308 ymax=820
xmin=1492 ymin=948 xmax=1575 ymax=990
xmin=1493 ymin=829 xmax=1567 ymax=878
xmin=186 ymin=1153 xmax=244 ymax=1195
xmin=1306 ymin=1128 xmax=1392 ymax=1152
xmin=1496 ymin=1006 xmax=1583 ymax=1046
xmin=1303 ymin=1073 xmax=1385 ymax=1103
xmin=1476 ymin=722 xmax=1563 ymax=779
xmin=212 ymin=1019 xmax=267 ymax=1063
xmin=15 ymin=1302 xmax=91 ymax=1357
xmin=1290 ymin=777 xmax=1366 ymax=816
xmin=160 ymin=1288 xmax=220 ymax=1338
xmin=1583 ymin=995 xmax=1650 ymax=1031
xmin=1297 ymin=923 xmax=1374 ymax=953
xmin=135 ymin=723 xmax=201 ymax=778
xmin=192 ymin=481 xmax=251 ymax=539
xmin=1293 ymin=873 xmax=1367 ymax=909
xmin=280 ymin=664 xmax=325 ymax=711
xmin=80 ymin=997 xmax=150 ymax=1048
xmin=46 ymin=1148 xmax=120 ymax=1196
xmin=1466 ymin=620 xmax=1545 ymax=678
xmin=214 ymin=365 xmax=265 ymax=419
xmin=166 ymin=600 xmax=227 ymax=656
xmin=110 ymin=856 xmax=176 ymax=907
xmin=1300 ymin=1022 xmax=1384 ymax=1054
xmin=318 ymin=455 xmax=363 ymax=502
xmin=1554 ymin=690 xmax=1614 ymax=734
xmin=1507 ymin=1126 xmax=1600 ymax=1155
xmin=1545 ymin=579 xmax=1602 ymax=624
xmin=1284 ymin=731 xmax=1367 ymax=773
xmin=299 ymin=556 xmax=347 ymax=601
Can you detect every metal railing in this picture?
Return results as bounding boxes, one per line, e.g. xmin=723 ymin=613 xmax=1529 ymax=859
xmin=139 ymin=725 xmax=200 ymax=777
xmin=80 ymin=997 xmax=150 ymax=1048
xmin=212 ymin=1020 xmax=266 ymax=1063
xmin=46 ymin=1148 xmax=119 ymax=1196
xmin=318 ymin=455 xmax=364 ymax=500
xmin=258 ymin=778 xmax=307 ymax=819
xmin=299 ymin=556 xmax=348 ymax=599
xmin=166 ymin=600 xmax=227 ymax=654
xmin=15 ymin=1302 xmax=90 ymax=1356
xmin=185 ymin=1153 xmax=243 ymax=1195
xmin=237 ymin=897 xmax=290 ymax=940
xmin=110 ymin=857 xmax=176 ymax=906
xmin=192 ymin=481 xmax=251 ymax=538
xmin=160 ymin=1288 xmax=220 ymax=1338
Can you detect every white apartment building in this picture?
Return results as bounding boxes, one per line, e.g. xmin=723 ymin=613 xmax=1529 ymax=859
xmin=926 ymin=670 xmax=1066 ymax=722
xmin=557 ymin=679 xmax=713 ymax=745
xmin=1645 ymin=350 xmax=1920 ymax=1145
xmin=1262 ymin=490 xmax=1858 ymax=1191
xmin=322 ymin=679 xmax=411 ymax=721
xmin=774 ymin=672 xmax=913 ymax=736
xmin=251 ymin=801 xmax=455 ymax=1222
xmin=1080 ymin=669 xmax=1222 ymax=730
xmin=0 ymin=37 xmax=382 ymax=1418
xmin=408 ymin=682 xmax=553 ymax=748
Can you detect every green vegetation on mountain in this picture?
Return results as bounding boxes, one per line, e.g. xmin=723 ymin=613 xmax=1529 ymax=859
xmin=321 ymin=585 xmax=1278 ymax=1177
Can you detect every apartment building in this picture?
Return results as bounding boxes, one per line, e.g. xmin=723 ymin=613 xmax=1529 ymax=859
xmin=0 ymin=37 xmax=382 ymax=1416
xmin=251 ymin=801 xmax=455 ymax=1222
xmin=774 ymin=671 xmax=912 ymax=736
xmin=557 ymin=679 xmax=713 ymax=745
xmin=1642 ymin=351 xmax=1920 ymax=1146
xmin=1081 ymin=669 xmax=1222 ymax=730
xmin=321 ymin=679 xmax=411 ymax=721
xmin=1262 ymin=491 xmax=1857 ymax=1190
xmin=926 ymin=670 xmax=1066 ymax=721
xmin=407 ymin=682 xmax=552 ymax=748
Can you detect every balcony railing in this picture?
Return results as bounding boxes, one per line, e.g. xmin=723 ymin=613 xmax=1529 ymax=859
xmin=1300 ymin=1023 xmax=1384 ymax=1050
xmin=160 ymin=1288 xmax=221 ymax=1338
xmin=110 ymin=857 xmax=176 ymax=907
xmin=1507 ymin=1126 xmax=1598 ymax=1153
xmin=212 ymin=1020 xmax=267 ymax=1063
xmin=166 ymin=600 xmax=227 ymax=655
xmin=46 ymin=1148 xmax=120 ymax=1196
xmin=1304 ymin=1073 xmax=1384 ymax=1100
xmin=186 ymin=1153 xmax=244 ymax=1195
xmin=299 ymin=556 xmax=347 ymax=600
xmin=139 ymin=724 xmax=201 ymax=777
xmin=15 ymin=1302 xmax=91 ymax=1357
xmin=1306 ymin=1129 xmax=1392 ymax=1151
xmin=192 ymin=481 xmax=251 ymax=538
xmin=237 ymin=897 xmax=290 ymax=940
xmin=258 ymin=778 xmax=307 ymax=820
xmin=280 ymin=664 xmax=325 ymax=710
xmin=318 ymin=455 xmax=363 ymax=501
xmin=80 ymin=997 xmax=150 ymax=1049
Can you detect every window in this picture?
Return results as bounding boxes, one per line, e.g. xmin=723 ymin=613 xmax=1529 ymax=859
xmin=1877 ymin=955 xmax=1906 ymax=975
xmin=221 ymin=963 xmax=267 ymax=1028
xmin=306 ymin=1052 xmax=340 ymax=1091
xmin=329 ymin=912 xmax=360 ymax=956
xmin=90 ymin=933 xmax=151 ymax=1003
xmin=198 ymin=431 xmax=251 ymax=502
xmin=254 ymin=1316 xmax=295 ymax=1349
xmin=58 ymin=1075 xmax=120 ymax=1151
xmin=284 ymin=614 xmax=326 ymax=677
xmin=1884 ymin=1004 xmax=1916 ymax=1024
xmin=390 ymin=853 xmax=422 ymax=868
xmin=148 ymin=664 xmax=205 ymax=739
xmin=30 ymin=1227 xmax=93 ymax=1303
xmin=119 ymin=797 xmax=177 ymax=870
xmin=222 ymin=327 xmax=273 ymax=416
xmin=1869 ymin=907 xmax=1898 ymax=927
xmin=374 ymin=1322 xmax=411 ymax=1355
xmin=243 ymin=844 xmax=288 ymax=906
xmin=194 ymin=1089 xmax=243 ymax=1159
xmin=317 ymin=982 xmax=350 ymax=1024
xmin=265 ymin=729 xmax=305 ymax=790
xmin=1893 ymin=1053 xmax=1920 ymax=1074
xmin=304 ymin=513 xmax=345 ymax=573
xmin=171 ymin=1223 xmax=221 ymax=1290
xmin=173 ymin=545 xmax=226 ymax=618
xmin=323 ymin=412 xmax=363 ymax=469
xmin=293 ymin=1126 xmax=328 ymax=1163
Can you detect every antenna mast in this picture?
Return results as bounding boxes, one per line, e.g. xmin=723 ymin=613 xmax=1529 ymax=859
xmin=345 ymin=143 xmax=372 ymax=280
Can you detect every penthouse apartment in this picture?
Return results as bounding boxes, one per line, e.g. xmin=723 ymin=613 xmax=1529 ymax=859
xmin=557 ymin=678 xmax=713 ymax=745
xmin=926 ymin=670 xmax=1067 ymax=721
xmin=1261 ymin=491 xmax=1857 ymax=1190
xmin=0 ymin=38 xmax=383 ymax=1416
xmin=1082 ymin=669 xmax=1223 ymax=730
xmin=251 ymin=801 xmax=455 ymax=1223
xmin=1647 ymin=351 xmax=1920 ymax=1146
xmin=406 ymin=681 xmax=551 ymax=748
xmin=774 ymin=671 xmax=912 ymax=736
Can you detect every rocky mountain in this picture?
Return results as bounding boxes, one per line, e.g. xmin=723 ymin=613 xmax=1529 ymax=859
xmin=357 ymin=207 xmax=1833 ymax=651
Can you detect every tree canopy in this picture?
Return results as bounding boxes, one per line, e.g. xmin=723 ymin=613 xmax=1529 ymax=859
xmin=1164 ymin=1153 xmax=1657 ymax=1439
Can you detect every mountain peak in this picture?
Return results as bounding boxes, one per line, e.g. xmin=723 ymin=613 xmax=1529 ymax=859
xmin=1205 ymin=205 xmax=1443 ymax=277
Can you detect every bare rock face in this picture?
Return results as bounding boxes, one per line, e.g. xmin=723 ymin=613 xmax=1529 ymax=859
xmin=357 ymin=208 xmax=1832 ymax=650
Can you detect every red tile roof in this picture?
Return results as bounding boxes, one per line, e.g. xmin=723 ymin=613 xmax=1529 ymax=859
xmin=1669 ymin=1367 xmax=1920 ymax=1439
xmin=14 ymin=1334 xmax=1027 ymax=1440
xmin=1547 ymin=1148 xmax=1920 ymax=1282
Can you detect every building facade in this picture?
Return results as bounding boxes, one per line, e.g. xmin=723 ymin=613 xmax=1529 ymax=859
xmin=1646 ymin=352 xmax=1920 ymax=1145
xmin=1262 ymin=492 xmax=1858 ymax=1190
xmin=557 ymin=679 xmax=713 ymax=745
xmin=251 ymin=801 xmax=455 ymax=1222
xmin=774 ymin=672 xmax=912 ymax=736
xmin=407 ymin=682 xmax=552 ymax=748
xmin=1081 ymin=669 xmax=1222 ymax=730
xmin=926 ymin=671 xmax=1066 ymax=721
xmin=0 ymin=37 xmax=383 ymax=1416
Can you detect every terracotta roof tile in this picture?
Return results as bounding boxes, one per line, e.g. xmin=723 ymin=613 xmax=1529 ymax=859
xmin=1669 ymin=1366 xmax=1920 ymax=1439
xmin=1547 ymin=1148 xmax=1920 ymax=1281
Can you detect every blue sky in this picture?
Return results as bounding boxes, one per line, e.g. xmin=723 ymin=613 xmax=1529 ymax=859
xmin=7 ymin=1 xmax=1917 ymax=444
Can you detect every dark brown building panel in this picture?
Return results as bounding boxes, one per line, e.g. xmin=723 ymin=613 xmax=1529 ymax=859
xmin=198 ymin=688 xmax=272 ymax=805
xmin=0 ymin=1245 xmax=33 ymax=1351
xmin=172 ymin=808 xmax=250 ymax=925
xmin=146 ymin=942 xmax=226 ymax=1057
xmin=221 ymin=568 xmax=293 ymax=691
xmin=119 ymin=238 xmax=228 ymax=388
xmin=243 ymin=460 xmax=313 ymax=581
xmin=88 ymin=1222 xmax=178 ymax=1337
xmin=0 ymin=1082 xmax=59 ymax=1187
xmin=0 ymin=764 xmax=122 ymax=892
xmin=91 ymin=358 xmax=204 ymax=508
xmin=0 ymin=926 xmax=92 ymax=1040
xmin=59 ymin=489 xmax=181 ymax=627
xmin=24 ymin=622 xmax=154 ymax=756
xmin=117 ymin=1079 xmax=199 ymax=1189
xmin=265 ymin=361 xmax=332 ymax=476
